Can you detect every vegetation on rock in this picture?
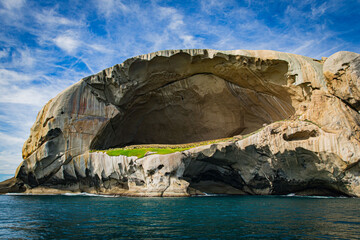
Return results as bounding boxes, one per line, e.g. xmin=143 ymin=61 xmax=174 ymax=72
xmin=92 ymin=137 xmax=234 ymax=158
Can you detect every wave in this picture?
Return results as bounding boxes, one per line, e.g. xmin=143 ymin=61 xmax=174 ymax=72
xmin=5 ymin=193 xmax=58 ymax=196
xmin=62 ymin=193 xmax=118 ymax=198
xmin=192 ymin=192 xmax=230 ymax=197
xmin=5 ymin=192 xmax=118 ymax=197
xmin=283 ymin=193 xmax=348 ymax=199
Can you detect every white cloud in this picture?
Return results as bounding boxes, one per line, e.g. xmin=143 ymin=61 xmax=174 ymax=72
xmin=0 ymin=86 xmax=56 ymax=106
xmin=0 ymin=104 xmax=36 ymax=132
xmin=200 ymin=0 xmax=229 ymax=14
xmin=180 ymin=35 xmax=198 ymax=48
xmin=291 ymin=40 xmax=315 ymax=55
xmin=168 ymin=16 xmax=184 ymax=30
xmin=0 ymin=132 xmax=25 ymax=146
xmin=0 ymin=0 xmax=28 ymax=24
xmin=0 ymin=89 xmax=61 ymax=174
xmin=53 ymin=34 xmax=80 ymax=54
xmin=0 ymin=149 xmax=23 ymax=174
xmin=311 ymin=2 xmax=328 ymax=18
xmin=0 ymin=69 xmax=66 ymax=107
xmin=0 ymin=48 xmax=36 ymax=69
xmin=77 ymin=56 xmax=95 ymax=73
xmin=159 ymin=7 xmax=184 ymax=30
xmin=88 ymin=43 xmax=114 ymax=54
xmin=1 ymin=0 xmax=25 ymax=10
xmin=0 ymin=69 xmax=35 ymax=85
xmin=155 ymin=6 xmax=201 ymax=49
xmin=0 ymin=131 xmax=28 ymax=175
xmin=35 ymin=9 xmax=82 ymax=27
xmin=95 ymin=0 xmax=129 ymax=18
xmin=0 ymin=48 xmax=9 ymax=58
xmin=15 ymin=48 xmax=35 ymax=68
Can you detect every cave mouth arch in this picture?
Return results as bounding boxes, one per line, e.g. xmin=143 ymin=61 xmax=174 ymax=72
xmin=90 ymin=72 xmax=295 ymax=150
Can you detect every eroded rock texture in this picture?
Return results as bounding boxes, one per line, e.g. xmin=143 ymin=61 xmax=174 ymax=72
xmin=3 ymin=49 xmax=360 ymax=197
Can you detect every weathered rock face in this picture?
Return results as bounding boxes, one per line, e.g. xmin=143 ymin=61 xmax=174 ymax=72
xmin=324 ymin=51 xmax=360 ymax=110
xmin=3 ymin=49 xmax=360 ymax=197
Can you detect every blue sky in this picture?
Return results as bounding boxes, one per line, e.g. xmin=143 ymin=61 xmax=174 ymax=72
xmin=0 ymin=0 xmax=359 ymax=174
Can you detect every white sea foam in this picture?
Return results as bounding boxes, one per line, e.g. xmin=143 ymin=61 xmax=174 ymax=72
xmin=62 ymin=193 xmax=118 ymax=197
xmin=5 ymin=192 xmax=118 ymax=197
xmin=5 ymin=193 xmax=57 ymax=196
xmin=283 ymin=193 xmax=348 ymax=199
xmin=192 ymin=193 xmax=229 ymax=197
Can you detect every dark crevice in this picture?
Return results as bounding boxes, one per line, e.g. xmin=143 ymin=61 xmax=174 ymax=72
xmin=283 ymin=130 xmax=318 ymax=141
xmin=38 ymin=128 xmax=62 ymax=149
xmin=334 ymin=95 xmax=360 ymax=113
xmin=272 ymin=179 xmax=351 ymax=197
xmin=344 ymin=159 xmax=360 ymax=171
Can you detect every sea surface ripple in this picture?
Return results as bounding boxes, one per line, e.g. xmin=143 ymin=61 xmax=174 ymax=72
xmin=0 ymin=195 xmax=359 ymax=239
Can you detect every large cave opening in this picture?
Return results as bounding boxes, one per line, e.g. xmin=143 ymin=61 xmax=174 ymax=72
xmin=90 ymin=53 xmax=296 ymax=150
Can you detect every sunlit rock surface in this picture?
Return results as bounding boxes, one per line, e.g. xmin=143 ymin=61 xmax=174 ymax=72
xmin=2 ymin=49 xmax=360 ymax=197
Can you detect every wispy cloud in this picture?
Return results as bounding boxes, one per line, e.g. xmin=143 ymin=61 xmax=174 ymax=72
xmin=0 ymin=85 xmax=58 ymax=106
xmin=12 ymin=48 xmax=35 ymax=68
xmin=95 ymin=0 xmax=129 ymax=18
xmin=0 ymin=102 xmax=40 ymax=174
xmin=157 ymin=6 xmax=201 ymax=48
xmin=0 ymin=132 xmax=24 ymax=146
xmin=34 ymin=8 xmax=83 ymax=27
xmin=0 ymin=69 xmax=35 ymax=85
xmin=311 ymin=2 xmax=329 ymax=18
xmin=0 ymin=48 xmax=9 ymax=58
xmin=0 ymin=0 xmax=25 ymax=10
xmin=53 ymin=34 xmax=81 ymax=54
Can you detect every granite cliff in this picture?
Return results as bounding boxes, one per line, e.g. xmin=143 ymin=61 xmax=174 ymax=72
xmin=1 ymin=49 xmax=360 ymax=197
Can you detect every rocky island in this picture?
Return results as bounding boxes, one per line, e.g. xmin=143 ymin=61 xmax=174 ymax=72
xmin=1 ymin=49 xmax=360 ymax=197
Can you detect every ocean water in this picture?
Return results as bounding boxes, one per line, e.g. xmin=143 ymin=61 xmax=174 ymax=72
xmin=0 ymin=195 xmax=359 ymax=239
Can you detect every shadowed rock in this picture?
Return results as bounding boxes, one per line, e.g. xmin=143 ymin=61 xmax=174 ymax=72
xmin=0 ymin=177 xmax=25 ymax=194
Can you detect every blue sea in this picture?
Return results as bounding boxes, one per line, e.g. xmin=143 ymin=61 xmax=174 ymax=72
xmin=0 ymin=193 xmax=359 ymax=240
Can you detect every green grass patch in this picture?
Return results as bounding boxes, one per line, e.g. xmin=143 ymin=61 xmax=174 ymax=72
xmin=99 ymin=147 xmax=192 ymax=158
xmin=92 ymin=130 xmax=262 ymax=158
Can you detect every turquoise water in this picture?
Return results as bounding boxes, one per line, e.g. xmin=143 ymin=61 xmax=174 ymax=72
xmin=0 ymin=195 xmax=359 ymax=239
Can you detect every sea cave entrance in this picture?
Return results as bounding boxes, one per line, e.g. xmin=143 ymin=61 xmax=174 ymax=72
xmin=90 ymin=54 xmax=295 ymax=150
